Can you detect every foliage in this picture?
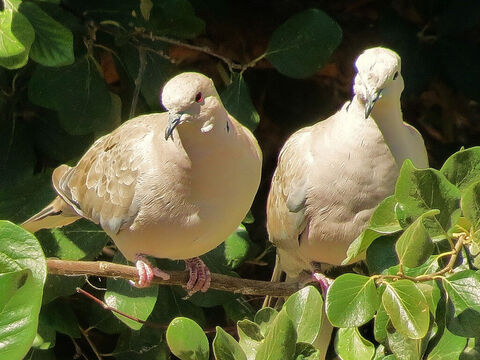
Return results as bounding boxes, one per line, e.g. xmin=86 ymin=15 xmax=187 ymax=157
xmin=1 ymin=0 xmax=480 ymax=359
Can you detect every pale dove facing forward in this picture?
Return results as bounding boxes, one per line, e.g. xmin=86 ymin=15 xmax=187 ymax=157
xmin=267 ymin=46 xmax=428 ymax=283
xmin=23 ymin=72 xmax=262 ymax=294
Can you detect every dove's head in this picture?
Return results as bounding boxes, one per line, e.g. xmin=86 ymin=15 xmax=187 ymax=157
xmin=353 ymin=47 xmax=403 ymax=118
xmin=162 ymin=72 xmax=221 ymax=140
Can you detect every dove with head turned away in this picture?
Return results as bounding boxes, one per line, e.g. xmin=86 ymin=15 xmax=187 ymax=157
xmin=23 ymin=72 xmax=263 ymax=294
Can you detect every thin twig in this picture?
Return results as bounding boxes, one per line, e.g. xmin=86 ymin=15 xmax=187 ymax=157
xmin=79 ymin=325 xmax=103 ymax=360
xmin=48 ymin=259 xmax=301 ymax=297
xmin=129 ymin=47 xmax=147 ymax=118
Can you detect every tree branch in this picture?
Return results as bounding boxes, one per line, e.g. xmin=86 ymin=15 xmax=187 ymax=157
xmin=46 ymin=259 xmax=301 ymax=297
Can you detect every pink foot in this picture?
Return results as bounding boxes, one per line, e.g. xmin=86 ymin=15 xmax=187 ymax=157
xmin=185 ymin=257 xmax=211 ymax=295
xmin=130 ymin=254 xmax=170 ymax=287
xmin=312 ymin=272 xmax=334 ymax=296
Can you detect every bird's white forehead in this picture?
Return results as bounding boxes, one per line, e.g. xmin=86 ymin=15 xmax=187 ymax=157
xmin=354 ymin=47 xmax=401 ymax=85
xmin=161 ymin=72 xmax=213 ymax=110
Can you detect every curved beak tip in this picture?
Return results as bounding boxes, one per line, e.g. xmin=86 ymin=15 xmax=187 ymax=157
xmin=165 ymin=112 xmax=183 ymax=140
xmin=364 ymin=90 xmax=383 ymax=119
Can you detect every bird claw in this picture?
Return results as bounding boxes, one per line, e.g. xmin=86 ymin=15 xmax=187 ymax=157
xmin=130 ymin=254 xmax=170 ymax=288
xmin=312 ymin=272 xmax=334 ymax=296
xmin=185 ymin=257 xmax=211 ymax=295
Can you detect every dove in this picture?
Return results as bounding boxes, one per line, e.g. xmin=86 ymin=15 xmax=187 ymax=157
xmin=23 ymin=72 xmax=263 ymax=294
xmin=265 ymin=47 xmax=428 ymax=357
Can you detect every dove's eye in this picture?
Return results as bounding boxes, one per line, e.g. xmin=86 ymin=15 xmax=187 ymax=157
xmin=393 ymin=72 xmax=399 ymax=80
xmin=195 ymin=92 xmax=203 ymax=103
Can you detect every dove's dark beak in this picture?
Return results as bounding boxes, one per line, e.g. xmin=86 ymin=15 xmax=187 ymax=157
xmin=165 ymin=112 xmax=183 ymax=140
xmin=365 ymin=89 xmax=383 ymax=118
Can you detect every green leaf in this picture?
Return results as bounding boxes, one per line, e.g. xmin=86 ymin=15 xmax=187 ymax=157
xmin=395 ymin=210 xmax=437 ymax=268
xmin=0 ymin=9 xmax=34 ymax=69
xmin=441 ymin=147 xmax=480 ymax=191
xmin=149 ymin=0 xmax=205 ymax=39
xmin=255 ymin=309 xmax=297 ymax=360
xmin=416 ymin=282 xmax=441 ymax=315
xmin=426 ymin=328 xmax=467 ymax=359
xmin=334 ymin=327 xmax=375 ymax=360
xmin=366 ymin=235 xmax=399 ymax=274
xmin=223 ymin=297 xmax=255 ymax=323
xmin=105 ymin=253 xmax=158 ymax=330
xmin=32 ymin=315 xmax=56 ymax=350
xmin=461 ymin=181 xmax=480 ymax=233
xmin=114 ymin=325 xmax=169 ymax=360
xmin=166 ymin=317 xmax=209 ymax=360
xmin=221 ymin=73 xmax=260 ymax=131
xmin=442 ymin=270 xmax=480 ymax=337
xmin=395 ymin=160 xmax=461 ymax=239
xmin=344 ymin=196 xmax=402 ymax=264
xmin=382 ymin=280 xmax=429 ymax=339
xmin=37 ymin=219 xmax=108 ymax=261
xmin=237 ymin=319 xmax=263 ymax=360
xmin=19 ymin=2 xmax=74 ymax=66
xmin=42 ymin=275 xmax=85 ymax=305
xmin=0 ymin=269 xmax=30 ymax=313
xmin=284 ymin=286 xmax=323 ymax=344
xmin=386 ymin=325 xmax=429 ymax=360
xmin=28 ymin=58 xmax=113 ymax=135
xmin=0 ymin=221 xmax=46 ymax=360
xmin=254 ymin=307 xmax=278 ymax=337
xmin=294 ymin=342 xmax=322 ymax=360
xmin=266 ymin=8 xmax=342 ymax=78
xmin=40 ymin=298 xmax=80 ymax=338
xmin=326 ymin=274 xmax=379 ymax=327
xmin=374 ymin=303 xmax=389 ymax=344
xmin=213 ymin=326 xmax=247 ymax=360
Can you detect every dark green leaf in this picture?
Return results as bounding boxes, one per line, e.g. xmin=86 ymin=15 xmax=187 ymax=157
xmin=284 ymin=286 xmax=323 ymax=344
xmin=213 ymin=326 xmax=247 ymax=360
xmin=441 ymin=147 xmax=480 ymax=191
xmin=221 ymin=73 xmax=260 ymax=131
xmin=395 ymin=210 xmax=437 ymax=268
xmin=28 ymin=58 xmax=113 ymax=135
xmin=255 ymin=309 xmax=297 ymax=360
xmin=105 ymin=253 xmax=158 ymax=330
xmin=166 ymin=317 xmax=209 ymax=360
xmin=344 ymin=196 xmax=402 ymax=264
xmin=223 ymin=297 xmax=255 ymax=323
xmin=114 ymin=325 xmax=169 ymax=360
xmin=40 ymin=299 xmax=81 ymax=338
xmin=395 ymin=160 xmax=460 ymax=239
xmin=0 ymin=8 xmax=34 ymax=69
xmin=382 ymin=280 xmax=429 ymax=339
xmin=19 ymin=2 xmax=74 ymax=66
xmin=266 ymin=8 xmax=342 ymax=78
xmin=366 ymin=235 xmax=398 ymax=274
xmin=374 ymin=303 xmax=389 ymax=344
xmin=443 ymin=270 xmax=480 ymax=337
xmin=0 ymin=221 xmax=46 ymax=360
xmin=386 ymin=325 xmax=429 ymax=360
xmin=334 ymin=327 xmax=375 ymax=360
xmin=326 ymin=274 xmax=379 ymax=327
xmin=32 ymin=315 xmax=56 ymax=350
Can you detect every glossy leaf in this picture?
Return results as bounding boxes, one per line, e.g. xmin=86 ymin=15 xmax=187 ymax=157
xmin=0 ymin=9 xmax=34 ymax=69
xmin=0 ymin=221 xmax=46 ymax=360
xmin=294 ymin=342 xmax=322 ymax=360
xmin=166 ymin=317 xmax=209 ymax=360
xmin=326 ymin=274 xmax=379 ymax=327
xmin=395 ymin=160 xmax=460 ymax=238
xmin=284 ymin=286 xmax=323 ymax=344
xmin=386 ymin=325 xmax=429 ymax=360
xmin=266 ymin=8 xmax=342 ymax=78
xmin=382 ymin=280 xmax=429 ymax=339
xmin=426 ymin=328 xmax=467 ymax=359
xmin=442 ymin=270 xmax=480 ymax=337
xmin=441 ymin=147 xmax=480 ymax=191
xmin=334 ymin=327 xmax=375 ymax=360
xmin=344 ymin=196 xmax=402 ymax=264
xmin=461 ymin=181 xmax=480 ymax=233
xmin=19 ymin=2 xmax=74 ymax=66
xmin=105 ymin=253 xmax=158 ymax=330
xmin=395 ymin=210 xmax=437 ymax=268
xmin=255 ymin=309 xmax=297 ymax=360
xmin=254 ymin=307 xmax=278 ymax=337
xmin=366 ymin=235 xmax=398 ymax=274
xmin=213 ymin=326 xmax=247 ymax=360
xmin=374 ymin=303 xmax=389 ymax=344
xmin=237 ymin=319 xmax=263 ymax=360
xmin=221 ymin=73 xmax=260 ymax=131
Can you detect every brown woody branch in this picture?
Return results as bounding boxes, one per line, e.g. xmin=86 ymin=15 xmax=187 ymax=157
xmin=46 ymin=259 xmax=301 ymax=297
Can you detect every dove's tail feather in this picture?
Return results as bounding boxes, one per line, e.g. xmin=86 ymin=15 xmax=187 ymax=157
xmin=22 ymin=197 xmax=80 ymax=233
xmin=263 ymin=253 xmax=284 ymax=308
